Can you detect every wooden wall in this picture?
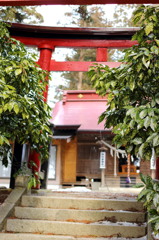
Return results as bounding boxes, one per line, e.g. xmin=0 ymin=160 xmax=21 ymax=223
xmin=140 ymin=160 xmax=151 ymax=175
xmin=62 ymin=137 xmax=77 ymax=183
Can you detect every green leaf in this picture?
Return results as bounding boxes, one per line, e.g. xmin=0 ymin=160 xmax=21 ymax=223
xmin=155 ymin=39 xmax=159 ymax=46
xmin=133 ymin=183 xmax=144 ymax=188
xmin=153 ymin=194 xmax=159 ymax=208
xmin=140 ymin=173 xmax=147 ymax=184
xmin=139 ymin=109 xmax=147 ymax=119
xmin=150 ymin=118 xmax=157 ymax=131
xmin=148 ymin=109 xmax=154 ymax=117
xmin=129 ymin=80 xmax=135 ymax=91
xmin=145 ymin=22 xmax=153 ymax=35
xmin=132 ymin=137 xmax=143 ymax=145
xmin=153 ymin=135 xmax=159 ymax=147
xmin=142 ymin=57 xmax=150 ymax=68
xmin=155 ymin=97 xmax=159 ymax=105
xmin=137 ymin=188 xmax=150 ymax=201
xmin=149 ymin=216 xmax=159 ymax=224
xmin=153 ymin=183 xmax=159 ymax=192
xmin=0 ymin=136 xmax=4 ymax=145
xmin=146 ymin=133 xmax=158 ymax=143
xmin=15 ymin=68 xmax=22 ymax=76
xmin=5 ymin=66 xmax=12 ymax=73
xmin=7 ymin=102 xmax=14 ymax=112
xmin=144 ymin=116 xmax=151 ymax=128
xmin=13 ymin=104 xmax=19 ymax=114
xmin=138 ymin=143 xmax=145 ymax=157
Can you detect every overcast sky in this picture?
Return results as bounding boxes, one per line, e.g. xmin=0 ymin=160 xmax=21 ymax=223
xmin=37 ymin=4 xmax=116 ymax=27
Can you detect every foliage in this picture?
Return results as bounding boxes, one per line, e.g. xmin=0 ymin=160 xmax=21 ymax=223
xmin=113 ymin=4 xmax=139 ymax=27
xmin=0 ymin=6 xmax=43 ymax=24
xmin=0 ymin=21 xmax=51 ymax=167
xmin=64 ymin=5 xmax=112 ymax=28
xmin=88 ymin=5 xmax=159 ymax=160
xmin=134 ymin=173 xmax=159 ymax=235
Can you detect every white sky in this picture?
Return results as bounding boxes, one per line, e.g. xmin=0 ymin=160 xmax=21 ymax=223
xmin=37 ymin=4 xmax=116 ymax=27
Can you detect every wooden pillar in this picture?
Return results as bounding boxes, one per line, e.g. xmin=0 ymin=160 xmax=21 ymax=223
xmin=38 ymin=43 xmax=54 ymax=102
xmin=29 ymin=44 xmax=54 ymax=188
xmin=126 ymin=153 xmax=131 ymax=184
xmin=96 ymin=48 xmax=108 ymax=62
xmin=114 ymin=148 xmax=117 ymax=176
xmin=156 ymin=157 xmax=159 ymax=180
xmin=10 ymin=142 xmax=23 ymax=189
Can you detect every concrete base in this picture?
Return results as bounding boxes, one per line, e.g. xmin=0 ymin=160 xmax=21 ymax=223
xmin=99 ymin=186 xmax=143 ymax=194
xmin=6 ymin=219 xmax=146 ymax=238
xmin=0 ymin=188 xmax=26 ymax=231
xmin=15 ymin=206 xmax=146 ymax=223
xmin=0 ymin=233 xmax=147 ymax=240
xmin=21 ymin=195 xmax=144 ymax=211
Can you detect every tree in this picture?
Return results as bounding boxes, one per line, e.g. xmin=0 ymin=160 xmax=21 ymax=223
xmin=0 ymin=6 xmax=43 ymax=24
xmin=89 ymin=6 xmax=159 ymax=233
xmin=113 ymin=4 xmax=139 ymax=27
xmin=60 ymin=5 xmax=112 ymax=92
xmin=88 ymin=5 xmax=159 ymax=161
xmin=0 ymin=21 xmax=51 ymax=167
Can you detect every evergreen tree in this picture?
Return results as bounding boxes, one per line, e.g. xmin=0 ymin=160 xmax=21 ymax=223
xmin=0 ymin=22 xmax=51 ymax=167
xmin=88 ymin=5 xmax=159 ymax=234
xmin=113 ymin=4 xmax=139 ymax=27
xmin=59 ymin=5 xmax=112 ymax=93
xmin=88 ymin=5 xmax=159 ymax=161
xmin=0 ymin=6 xmax=43 ymax=24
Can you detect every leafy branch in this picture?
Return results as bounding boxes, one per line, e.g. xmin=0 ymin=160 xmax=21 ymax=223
xmin=88 ymin=5 xmax=159 ymax=160
xmin=0 ymin=21 xmax=51 ymax=166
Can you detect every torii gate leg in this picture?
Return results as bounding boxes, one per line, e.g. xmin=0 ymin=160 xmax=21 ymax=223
xmin=28 ymin=44 xmax=54 ymax=189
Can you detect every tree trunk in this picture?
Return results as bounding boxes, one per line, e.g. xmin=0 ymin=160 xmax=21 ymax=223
xmin=10 ymin=142 xmax=23 ymax=189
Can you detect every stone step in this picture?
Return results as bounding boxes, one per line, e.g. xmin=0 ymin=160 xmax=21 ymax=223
xmin=0 ymin=233 xmax=147 ymax=240
xmin=6 ymin=219 xmax=146 ymax=238
xmin=21 ymin=195 xmax=144 ymax=212
xmin=15 ymin=206 xmax=146 ymax=223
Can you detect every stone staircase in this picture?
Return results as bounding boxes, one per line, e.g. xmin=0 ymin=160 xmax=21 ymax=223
xmin=0 ymin=191 xmax=147 ymax=240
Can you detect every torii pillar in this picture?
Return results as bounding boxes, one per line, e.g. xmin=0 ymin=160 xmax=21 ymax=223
xmin=28 ymin=43 xmax=54 ymax=189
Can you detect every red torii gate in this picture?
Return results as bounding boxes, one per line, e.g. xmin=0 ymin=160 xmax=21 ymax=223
xmin=10 ymin=23 xmax=138 ymax=101
xmin=0 ymin=0 xmax=158 ymax=5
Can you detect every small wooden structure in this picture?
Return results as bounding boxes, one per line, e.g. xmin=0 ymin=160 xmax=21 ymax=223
xmin=49 ymin=90 xmax=151 ymax=188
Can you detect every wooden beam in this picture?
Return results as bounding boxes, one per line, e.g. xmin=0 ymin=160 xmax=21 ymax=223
xmin=96 ymin=48 xmax=108 ymax=62
xmin=49 ymin=61 xmax=121 ymax=72
xmin=0 ymin=0 xmax=158 ymax=6
xmin=10 ymin=24 xmax=139 ymax=41
xmin=13 ymin=36 xmax=137 ymax=48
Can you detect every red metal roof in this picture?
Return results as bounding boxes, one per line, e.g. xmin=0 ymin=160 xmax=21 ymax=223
xmin=51 ymin=90 xmax=110 ymax=132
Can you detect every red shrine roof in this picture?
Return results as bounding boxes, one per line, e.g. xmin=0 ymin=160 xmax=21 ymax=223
xmin=50 ymin=90 xmax=110 ymax=132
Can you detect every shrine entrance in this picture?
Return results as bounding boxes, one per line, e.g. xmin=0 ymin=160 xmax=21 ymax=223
xmin=7 ymin=23 xmax=144 ymax=188
xmin=0 ymin=0 xmax=156 ymax=187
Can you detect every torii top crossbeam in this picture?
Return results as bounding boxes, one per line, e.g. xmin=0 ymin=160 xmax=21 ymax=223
xmin=0 ymin=0 xmax=158 ymax=6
